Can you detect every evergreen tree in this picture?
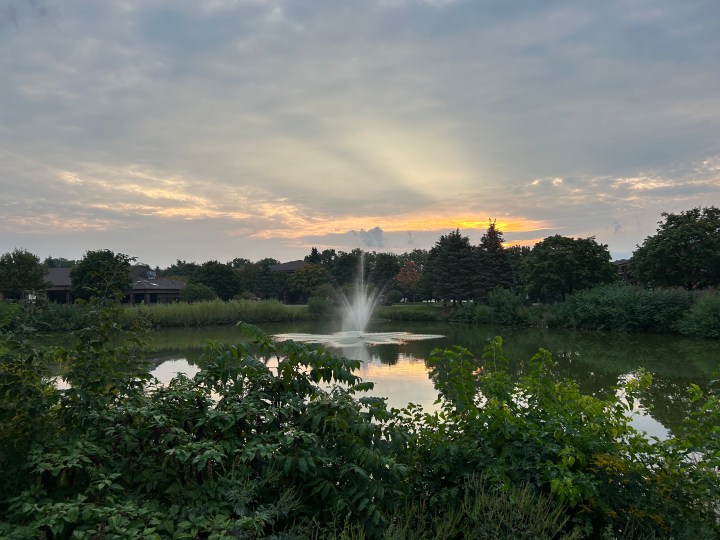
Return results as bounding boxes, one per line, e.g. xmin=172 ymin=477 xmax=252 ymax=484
xmin=305 ymin=247 xmax=322 ymax=264
xmin=475 ymin=221 xmax=513 ymax=299
xmin=423 ymin=230 xmax=475 ymax=304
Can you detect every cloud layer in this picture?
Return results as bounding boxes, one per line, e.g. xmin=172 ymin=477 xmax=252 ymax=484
xmin=1 ymin=0 xmax=718 ymax=265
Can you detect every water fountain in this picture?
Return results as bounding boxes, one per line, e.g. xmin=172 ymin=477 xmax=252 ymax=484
xmin=274 ymin=253 xmax=443 ymax=354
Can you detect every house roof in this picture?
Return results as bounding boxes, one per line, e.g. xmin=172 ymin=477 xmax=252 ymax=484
xmin=46 ymin=267 xmax=72 ymax=288
xmin=45 ymin=267 xmax=186 ymax=292
xmin=131 ymin=277 xmax=186 ymax=292
xmin=269 ymin=260 xmax=308 ymax=273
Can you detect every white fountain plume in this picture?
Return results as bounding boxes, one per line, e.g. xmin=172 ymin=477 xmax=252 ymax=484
xmin=275 ymin=251 xmax=443 ymax=352
xmin=341 ymin=252 xmax=382 ymax=333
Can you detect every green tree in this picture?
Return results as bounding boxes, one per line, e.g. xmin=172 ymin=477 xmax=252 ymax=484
xmin=162 ymin=259 xmax=200 ymax=281
xmin=194 ymin=261 xmax=241 ymax=301
xmin=404 ymin=248 xmax=429 ymax=267
xmin=288 ymin=263 xmax=331 ymax=302
xmin=521 ymin=235 xmax=616 ymax=302
xmin=423 ymin=230 xmax=476 ymax=304
xmin=70 ymin=250 xmax=133 ymax=303
xmin=305 ymin=247 xmax=322 ymax=264
xmin=368 ymin=252 xmax=400 ymax=288
xmin=330 ymin=249 xmax=363 ymax=288
xmin=0 ymin=249 xmax=48 ymax=300
xmin=506 ymin=245 xmax=531 ymax=289
xmin=232 ymin=259 xmax=259 ymax=294
xmin=179 ymin=283 xmax=218 ymax=303
xmin=253 ymin=259 xmax=280 ymax=299
xmin=42 ymin=256 xmax=76 ymax=268
xmin=631 ymin=206 xmax=720 ymax=290
xmin=475 ymin=221 xmax=513 ymax=299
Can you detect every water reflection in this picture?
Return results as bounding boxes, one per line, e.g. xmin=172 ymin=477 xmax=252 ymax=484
xmin=143 ymin=321 xmax=720 ymax=440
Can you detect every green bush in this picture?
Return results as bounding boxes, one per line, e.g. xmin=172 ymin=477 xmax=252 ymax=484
xmin=551 ymin=284 xmax=693 ymax=333
xmin=413 ymin=338 xmax=720 ymax=537
xmin=179 ymin=282 xmax=217 ymax=303
xmin=488 ymin=286 xmax=527 ymax=326
xmin=307 ymin=296 xmax=335 ymax=319
xmin=676 ymin=294 xmax=720 ymax=338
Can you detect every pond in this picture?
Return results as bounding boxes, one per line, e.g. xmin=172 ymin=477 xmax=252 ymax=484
xmin=145 ymin=320 xmax=720 ymax=440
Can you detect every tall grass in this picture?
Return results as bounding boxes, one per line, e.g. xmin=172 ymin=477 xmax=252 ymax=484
xmin=376 ymin=303 xmax=446 ymax=322
xmin=121 ymin=299 xmax=309 ymax=328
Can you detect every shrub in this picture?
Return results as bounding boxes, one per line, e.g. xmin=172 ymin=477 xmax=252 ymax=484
xmin=180 ymin=282 xmax=217 ymax=303
xmin=676 ymin=294 xmax=720 ymax=338
xmin=411 ymin=338 xmax=720 ymax=537
xmin=384 ymin=289 xmax=403 ymax=305
xmin=488 ymin=286 xmax=527 ymax=326
xmin=307 ymin=296 xmax=335 ymax=320
xmin=552 ymin=284 xmax=693 ymax=333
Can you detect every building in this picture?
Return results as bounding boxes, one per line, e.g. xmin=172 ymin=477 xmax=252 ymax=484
xmin=269 ymin=260 xmax=308 ymax=274
xmin=612 ymin=259 xmax=633 ymax=284
xmin=44 ymin=265 xmax=186 ymax=304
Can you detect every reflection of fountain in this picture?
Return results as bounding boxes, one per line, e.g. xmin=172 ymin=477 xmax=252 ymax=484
xmin=275 ymin=253 xmax=442 ymax=355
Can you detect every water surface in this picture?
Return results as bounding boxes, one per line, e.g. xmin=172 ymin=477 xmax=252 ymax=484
xmin=145 ymin=320 xmax=720 ymax=439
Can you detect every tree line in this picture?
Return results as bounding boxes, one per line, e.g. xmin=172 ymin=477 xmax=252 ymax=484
xmin=1 ymin=206 xmax=718 ymax=304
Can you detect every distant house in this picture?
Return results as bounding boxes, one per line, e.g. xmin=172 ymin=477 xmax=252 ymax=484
xmin=269 ymin=260 xmax=307 ymax=274
xmin=128 ymin=266 xmax=187 ymax=304
xmin=46 ymin=267 xmax=73 ymax=303
xmin=44 ymin=265 xmax=186 ymax=304
xmin=612 ymin=259 xmax=633 ymax=284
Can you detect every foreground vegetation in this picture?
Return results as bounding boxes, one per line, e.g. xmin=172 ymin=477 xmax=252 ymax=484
xmin=1 ymin=304 xmax=718 ymax=538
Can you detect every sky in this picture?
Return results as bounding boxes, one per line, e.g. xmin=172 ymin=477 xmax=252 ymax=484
xmin=1 ymin=0 xmax=719 ymax=268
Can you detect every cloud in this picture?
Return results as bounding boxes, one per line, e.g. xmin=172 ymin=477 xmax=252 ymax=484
xmin=0 ymin=1 xmax=718 ymax=265
xmin=354 ymin=226 xmax=386 ymax=249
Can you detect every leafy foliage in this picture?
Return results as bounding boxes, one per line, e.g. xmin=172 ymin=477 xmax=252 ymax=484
xmin=194 ymin=260 xmax=242 ymax=301
xmin=632 ymin=206 xmax=720 ymax=290
xmin=522 ymin=235 xmax=616 ymax=302
xmin=551 ymin=283 xmax=693 ymax=333
xmin=403 ymin=338 xmax=720 ymax=537
xmin=70 ymin=250 xmax=134 ymax=303
xmin=1 ymin=306 xmax=718 ymax=538
xmin=179 ymin=282 xmax=218 ymax=303
xmin=394 ymin=260 xmax=422 ymax=301
xmin=675 ymin=293 xmax=720 ymax=338
xmin=0 ymin=248 xmax=48 ymax=300
xmin=288 ymin=263 xmax=331 ymax=301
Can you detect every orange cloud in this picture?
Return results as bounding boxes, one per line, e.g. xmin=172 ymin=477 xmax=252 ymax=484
xmin=250 ymin=211 xmax=548 ymax=239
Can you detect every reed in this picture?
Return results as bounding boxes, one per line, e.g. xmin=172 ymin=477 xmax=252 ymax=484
xmin=121 ymin=299 xmax=308 ymax=328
